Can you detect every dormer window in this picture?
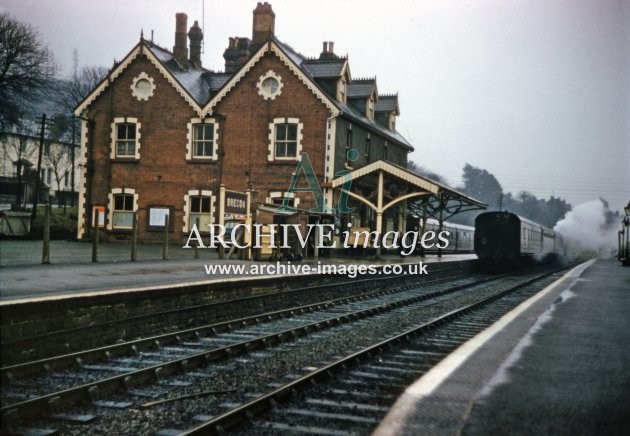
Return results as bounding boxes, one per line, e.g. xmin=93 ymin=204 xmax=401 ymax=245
xmin=367 ymin=97 xmax=375 ymax=120
xmin=339 ymin=80 xmax=346 ymax=103
xmin=389 ymin=113 xmax=396 ymax=131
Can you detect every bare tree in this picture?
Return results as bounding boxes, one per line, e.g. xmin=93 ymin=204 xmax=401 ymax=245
xmin=55 ymin=62 xmax=108 ymax=204
xmin=44 ymin=115 xmax=73 ymax=197
xmin=0 ymin=13 xmax=56 ymax=132
xmin=43 ymin=140 xmax=72 ymax=193
xmin=1 ymin=121 xmax=39 ymax=209
xmin=58 ymin=64 xmax=109 ymax=113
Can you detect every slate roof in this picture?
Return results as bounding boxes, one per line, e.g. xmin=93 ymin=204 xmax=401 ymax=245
xmin=139 ymin=39 xmax=411 ymax=150
xmin=375 ymin=95 xmax=399 ymax=114
xmin=347 ymin=80 xmax=376 ymax=98
xmin=301 ymin=60 xmax=346 ymax=78
xmin=273 ymin=40 xmax=410 ymax=150
xmin=146 ymin=42 xmax=211 ymax=104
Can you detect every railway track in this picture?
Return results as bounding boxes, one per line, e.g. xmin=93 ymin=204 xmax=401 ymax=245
xmin=0 ymin=263 xmax=571 ymax=435
xmin=2 ymin=262 xmax=471 ymax=366
xmin=181 ymin=264 xmax=573 ymax=435
xmin=1 ymin=272 xmax=493 ymax=427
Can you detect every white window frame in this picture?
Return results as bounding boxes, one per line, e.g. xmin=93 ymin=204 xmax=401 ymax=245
xmin=186 ymin=118 xmax=219 ymax=160
xmin=110 ymin=117 xmax=141 ymax=160
xmin=130 ymin=72 xmax=156 ymax=101
xmin=183 ymin=189 xmax=215 ymax=233
xmin=257 ymin=70 xmax=284 ymax=101
xmin=267 ymin=191 xmax=300 ymax=208
xmin=267 ymin=117 xmax=303 ymax=162
xmin=107 ymin=188 xmax=138 ymax=230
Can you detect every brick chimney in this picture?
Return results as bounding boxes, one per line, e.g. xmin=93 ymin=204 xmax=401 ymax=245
xmin=188 ymin=20 xmax=203 ymax=68
xmin=173 ymin=13 xmax=188 ymax=66
xmin=319 ymin=41 xmax=338 ymax=60
xmin=252 ymin=2 xmax=275 ymax=45
xmin=223 ymin=37 xmax=252 ymax=73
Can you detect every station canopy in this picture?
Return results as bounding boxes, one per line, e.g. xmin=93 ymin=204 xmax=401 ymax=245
xmin=330 ymin=160 xmax=486 ymax=224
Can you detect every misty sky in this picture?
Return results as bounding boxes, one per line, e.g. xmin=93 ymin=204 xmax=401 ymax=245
xmin=3 ymin=0 xmax=629 ymax=212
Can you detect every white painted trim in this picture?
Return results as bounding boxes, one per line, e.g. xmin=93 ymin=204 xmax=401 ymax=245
xmin=374 ymin=259 xmax=596 ymax=436
xmin=323 ymin=116 xmax=337 ymax=208
xmin=76 ymin=119 xmax=89 ymax=239
xmin=257 ymin=70 xmax=284 ymax=100
xmin=331 ymin=160 xmax=439 ymax=194
xmin=267 ymin=117 xmax=303 ymax=161
xmin=186 ymin=118 xmax=219 ymax=160
xmin=130 ymin=71 xmax=156 ymax=101
xmin=107 ymin=188 xmax=138 ymax=230
xmin=267 ymin=191 xmax=298 ymax=208
xmin=110 ymin=117 xmax=140 ymax=160
xmin=74 ymin=44 xmax=142 ymax=116
xmin=74 ymin=42 xmax=203 ymax=117
xmin=182 ymin=189 xmax=215 ymax=233
xmin=142 ymin=46 xmax=202 ymax=113
xmin=203 ymin=41 xmax=340 ymax=117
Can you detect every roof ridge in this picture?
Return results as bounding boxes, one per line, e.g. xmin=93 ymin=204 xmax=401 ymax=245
xmin=351 ymin=77 xmax=376 ymax=83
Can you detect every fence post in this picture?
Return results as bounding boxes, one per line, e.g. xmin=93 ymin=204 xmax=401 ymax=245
xmin=42 ymin=202 xmax=50 ymax=264
xmin=162 ymin=214 xmax=169 ymax=260
xmin=131 ymin=212 xmax=138 ymax=261
xmin=92 ymin=224 xmax=99 ymax=263
xmin=194 ymin=217 xmax=200 ymax=259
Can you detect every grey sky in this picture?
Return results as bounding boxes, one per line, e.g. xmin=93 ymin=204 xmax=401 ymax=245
xmin=3 ymin=0 xmax=629 ymax=212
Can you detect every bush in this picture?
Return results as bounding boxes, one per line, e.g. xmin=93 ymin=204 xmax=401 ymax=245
xmin=30 ymin=206 xmax=77 ymax=239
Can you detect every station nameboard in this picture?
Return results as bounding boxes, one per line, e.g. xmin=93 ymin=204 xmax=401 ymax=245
xmin=225 ymin=191 xmax=247 ymax=214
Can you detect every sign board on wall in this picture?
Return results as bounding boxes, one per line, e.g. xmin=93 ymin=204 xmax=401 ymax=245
xmin=92 ymin=206 xmax=105 ymax=228
xmin=147 ymin=206 xmax=173 ymax=231
xmin=225 ymin=191 xmax=247 ymax=214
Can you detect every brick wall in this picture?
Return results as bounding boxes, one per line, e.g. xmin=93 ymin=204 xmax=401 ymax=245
xmin=83 ymin=50 xmax=332 ymax=242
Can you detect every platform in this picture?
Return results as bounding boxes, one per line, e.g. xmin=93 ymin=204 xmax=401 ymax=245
xmin=375 ymin=258 xmax=630 ymax=435
xmin=0 ymin=240 xmax=475 ymax=303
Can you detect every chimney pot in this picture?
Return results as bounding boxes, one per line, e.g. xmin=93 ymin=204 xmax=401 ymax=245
xmin=252 ymin=2 xmax=275 ymax=44
xmin=329 ymin=41 xmax=334 ymax=53
xmin=188 ymin=20 xmax=203 ymax=68
xmin=173 ymin=13 xmax=188 ymax=66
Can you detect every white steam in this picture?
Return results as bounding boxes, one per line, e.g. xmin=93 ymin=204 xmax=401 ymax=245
xmin=553 ymin=199 xmax=617 ymax=257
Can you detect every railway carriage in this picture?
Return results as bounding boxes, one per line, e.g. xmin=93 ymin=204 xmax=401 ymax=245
xmin=424 ymin=218 xmax=475 ymax=252
xmin=474 ymin=211 xmax=562 ymax=262
xmin=405 ymin=217 xmax=475 ymax=254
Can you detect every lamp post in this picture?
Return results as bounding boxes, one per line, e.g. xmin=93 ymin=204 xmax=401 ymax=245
xmin=620 ymin=201 xmax=630 ymax=266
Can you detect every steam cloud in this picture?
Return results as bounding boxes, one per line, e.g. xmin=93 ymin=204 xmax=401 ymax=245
xmin=553 ymin=199 xmax=617 ymax=257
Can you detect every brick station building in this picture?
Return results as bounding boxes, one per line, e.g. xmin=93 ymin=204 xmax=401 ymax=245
xmin=75 ymin=3 xmax=475 ymax=248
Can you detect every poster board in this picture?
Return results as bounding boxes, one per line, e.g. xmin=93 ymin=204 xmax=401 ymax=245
xmin=92 ymin=205 xmax=105 ymax=228
xmin=147 ymin=206 xmax=173 ymax=231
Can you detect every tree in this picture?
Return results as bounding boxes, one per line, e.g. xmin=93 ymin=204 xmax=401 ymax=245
xmin=1 ymin=121 xmax=39 ymax=209
xmin=407 ymin=161 xmax=450 ymax=186
xmin=44 ymin=115 xmax=73 ymax=195
xmin=0 ymin=13 xmax=55 ymax=132
xmin=460 ymin=163 xmax=503 ymax=209
xmin=54 ymin=62 xmax=108 ymax=204
xmin=57 ymin=64 xmax=109 ymax=113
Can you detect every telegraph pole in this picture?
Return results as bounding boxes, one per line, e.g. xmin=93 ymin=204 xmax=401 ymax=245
xmin=31 ymin=113 xmax=53 ymax=223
